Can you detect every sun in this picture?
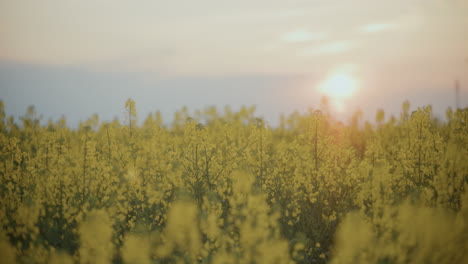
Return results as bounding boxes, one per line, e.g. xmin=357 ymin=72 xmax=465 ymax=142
xmin=317 ymin=68 xmax=359 ymax=111
xmin=318 ymin=72 xmax=357 ymax=99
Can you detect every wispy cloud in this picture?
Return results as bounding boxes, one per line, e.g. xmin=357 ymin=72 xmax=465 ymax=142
xmin=358 ymin=14 xmax=425 ymax=35
xmin=302 ymin=41 xmax=355 ymax=56
xmin=359 ymin=23 xmax=396 ymax=33
xmin=281 ymin=29 xmax=328 ymax=43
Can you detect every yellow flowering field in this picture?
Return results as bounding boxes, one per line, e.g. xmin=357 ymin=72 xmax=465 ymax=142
xmin=0 ymin=99 xmax=466 ymax=263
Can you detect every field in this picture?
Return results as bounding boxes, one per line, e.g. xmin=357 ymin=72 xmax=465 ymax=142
xmin=0 ymin=99 xmax=467 ymax=263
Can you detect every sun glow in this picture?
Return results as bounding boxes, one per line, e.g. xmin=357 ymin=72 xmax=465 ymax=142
xmin=318 ymin=73 xmax=357 ymax=99
xmin=317 ymin=68 xmax=359 ymax=111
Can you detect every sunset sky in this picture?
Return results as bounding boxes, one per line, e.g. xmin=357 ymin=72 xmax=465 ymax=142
xmin=1 ymin=0 xmax=467 ymax=125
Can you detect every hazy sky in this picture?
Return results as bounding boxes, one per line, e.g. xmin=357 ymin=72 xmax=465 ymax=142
xmin=1 ymin=0 xmax=467 ymax=125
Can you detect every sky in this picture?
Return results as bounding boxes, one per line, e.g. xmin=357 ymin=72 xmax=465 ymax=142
xmin=1 ymin=0 xmax=468 ymax=126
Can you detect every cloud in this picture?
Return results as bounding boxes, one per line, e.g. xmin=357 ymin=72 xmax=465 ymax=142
xmin=359 ymin=23 xmax=396 ymax=33
xmin=358 ymin=14 xmax=425 ymax=35
xmin=0 ymin=60 xmax=308 ymax=127
xmin=302 ymin=41 xmax=355 ymax=56
xmin=281 ymin=29 xmax=328 ymax=43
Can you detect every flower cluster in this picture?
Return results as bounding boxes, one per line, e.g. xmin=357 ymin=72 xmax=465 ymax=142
xmin=0 ymin=99 xmax=466 ymax=263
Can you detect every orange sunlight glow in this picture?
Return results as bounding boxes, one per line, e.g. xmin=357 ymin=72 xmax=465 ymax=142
xmin=317 ymin=68 xmax=359 ymax=112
